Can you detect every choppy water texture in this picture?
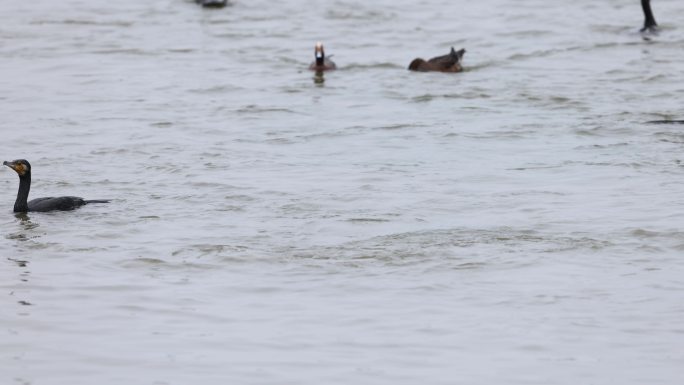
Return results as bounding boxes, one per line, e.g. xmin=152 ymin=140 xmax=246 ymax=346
xmin=2 ymin=0 xmax=684 ymax=384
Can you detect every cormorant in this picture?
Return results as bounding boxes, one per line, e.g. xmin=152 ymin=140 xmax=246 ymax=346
xmin=641 ymin=0 xmax=657 ymax=33
xmin=309 ymin=42 xmax=337 ymax=72
xmin=3 ymin=159 xmax=109 ymax=213
xmin=408 ymin=47 xmax=466 ymax=73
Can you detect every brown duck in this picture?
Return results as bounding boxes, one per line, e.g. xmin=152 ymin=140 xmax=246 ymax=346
xmin=309 ymin=42 xmax=337 ymax=71
xmin=408 ymin=47 xmax=465 ymax=73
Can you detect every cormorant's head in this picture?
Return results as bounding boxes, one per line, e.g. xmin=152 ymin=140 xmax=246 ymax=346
xmin=315 ymin=42 xmax=325 ymax=60
xmin=3 ymin=159 xmax=31 ymax=177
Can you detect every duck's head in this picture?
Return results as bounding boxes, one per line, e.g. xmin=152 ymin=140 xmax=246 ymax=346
xmin=3 ymin=159 xmax=31 ymax=177
xmin=315 ymin=42 xmax=325 ymax=60
xmin=450 ymin=47 xmax=466 ymax=61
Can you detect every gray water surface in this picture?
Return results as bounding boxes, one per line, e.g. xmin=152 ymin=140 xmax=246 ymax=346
xmin=2 ymin=0 xmax=684 ymax=384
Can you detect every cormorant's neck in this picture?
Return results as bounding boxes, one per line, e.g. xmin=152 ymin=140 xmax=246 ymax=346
xmin=14 ymin=173 xmax=30 ymax=213
xmin=316 ymin=54 xmax=324 ymax=67
xmin=642 ymin=0 xmax=657 ymax=30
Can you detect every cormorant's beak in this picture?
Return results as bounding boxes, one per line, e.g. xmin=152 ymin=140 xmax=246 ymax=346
xmin=3 ymin=160 xmax=15 ymax=170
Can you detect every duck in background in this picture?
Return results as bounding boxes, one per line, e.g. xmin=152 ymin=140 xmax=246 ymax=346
xmin=408 ymin=47 xmax=466 ymax=73
xmin=309 ymin=42 xmax=337 ymax=72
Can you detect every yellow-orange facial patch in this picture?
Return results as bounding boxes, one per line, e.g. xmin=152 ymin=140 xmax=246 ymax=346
xmin=12 ymin=162 xmax=26 ymax=176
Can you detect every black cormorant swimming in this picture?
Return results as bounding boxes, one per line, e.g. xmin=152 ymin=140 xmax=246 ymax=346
xmin=3 ymin=159 xmax=109 ymax=213
xmin=408 ymin=47 xmax=466 ymax=73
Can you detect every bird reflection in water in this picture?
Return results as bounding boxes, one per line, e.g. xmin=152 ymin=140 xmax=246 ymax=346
xmin=15 ymin=211 xmax=31 ymax=224
xmin=8 ymin=213 xmax=35 ymax=306
xmin=7 ymin=255 xmax=32 ymax=303
xmin=6 ymin=212 xmax=39 ymax=242
xmin=313 ymin=70 xmax=326 ymax=85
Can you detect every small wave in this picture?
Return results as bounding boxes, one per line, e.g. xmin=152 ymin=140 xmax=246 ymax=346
xmin=629 ymin=229 xmax=684 ymax=252
xmin=166 ymin=48 xmax=196 ymax=54
xmin=654 ymin=132 xmax=684 ymax=144
xmin=150 ymin=121 xmax=173 ymax=128
xmin=343 ymin=62 xmax=404 ymax=70
xmin=647 ymin=120 xmax=684 ymax=125
xmin=325 ymin=9 xmax=395 ymax=21
xmin=573 ymin=142 xmax=630 ymax=150
xmin=505 ymin=41 xmax=645 ymax=63
xmin=119 ymin=256 xmax=219 ymax=271
xmin=346 ymin=218 xmax=390 ymax=223
xmin=235 ymin=105 xmax=300 ymax=115
xmin=411 ymin=92 xmax=490 ymax=103
xmin=373 ymin=123 xmax=424 ymax=131
xmin=89 ymin=48 xmax=155 ymax=56
xmin=499 ymin=29 xmax=554 ymax=38
xmin=30 ymin=19 xmax=133 ymax=27
xmin=188 ymin=85 xmax=233 ymax=94
xmin=507 ymin=48 xmax=565 ymax=61
xmin=291 ymin=227 xmax=612 ymax=266
xmin=171 ymin=244 xmax=252 ymax=262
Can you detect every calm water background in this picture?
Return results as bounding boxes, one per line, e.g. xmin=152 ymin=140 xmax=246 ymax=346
xmin=1 ymin=0 xmax=684 ymax=384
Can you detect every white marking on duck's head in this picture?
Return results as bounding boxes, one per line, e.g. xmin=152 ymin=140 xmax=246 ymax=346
xmin=315 ymin=42 xmax=324 ymax=59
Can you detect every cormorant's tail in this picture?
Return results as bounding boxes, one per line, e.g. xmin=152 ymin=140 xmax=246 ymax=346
xmin=85 ymin=200 xmax=110 ymax=204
